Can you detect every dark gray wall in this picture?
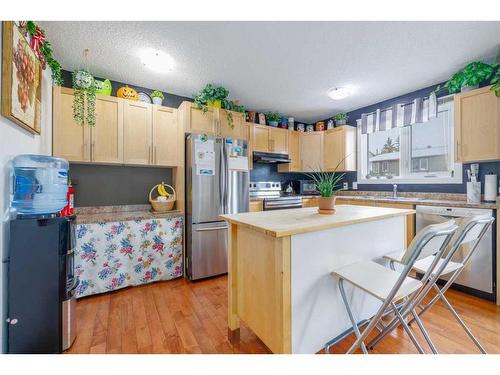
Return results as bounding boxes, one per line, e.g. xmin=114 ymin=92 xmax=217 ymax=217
xmin=70 ymin=164 xmax=172 ymax=207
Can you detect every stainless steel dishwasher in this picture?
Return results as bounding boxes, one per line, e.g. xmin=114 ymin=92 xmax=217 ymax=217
xmin=416 ymin=205 xmax=496 ymax=301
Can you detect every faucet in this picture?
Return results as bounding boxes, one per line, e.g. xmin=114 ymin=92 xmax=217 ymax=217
xmin=393 ymin=184 xmax=398 ymax=199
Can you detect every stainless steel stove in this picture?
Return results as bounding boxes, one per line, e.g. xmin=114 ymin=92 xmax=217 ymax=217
xmin=249 ymin=181 xmax=302 ymax=210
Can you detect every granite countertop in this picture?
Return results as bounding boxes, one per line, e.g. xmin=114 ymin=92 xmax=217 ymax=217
xmin=221 ymin=205 xmax=415 ymax=238
xmin=75 ymin=204 xmax=184 ymax=224
xmin=252 ymin=192 xmax=499 ymax=209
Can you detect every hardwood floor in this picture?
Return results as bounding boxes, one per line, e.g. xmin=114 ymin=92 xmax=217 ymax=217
xmin=66 ymin=275 xmax=500 ymax=354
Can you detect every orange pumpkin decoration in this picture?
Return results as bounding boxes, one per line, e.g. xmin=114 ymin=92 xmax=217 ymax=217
xmin=117 ymin=85 xmax=139 ymax=101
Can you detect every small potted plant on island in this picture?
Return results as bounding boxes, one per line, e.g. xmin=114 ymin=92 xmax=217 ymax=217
xmin=151 ymin=90 xmax=165 ymax=105
xmin=267 ymin=112 xmax=281 ymax=127
xmin=304 ymin=163 xmax=345 ymax=215
xmin=334 ymin=112 xmax=348 ymax=126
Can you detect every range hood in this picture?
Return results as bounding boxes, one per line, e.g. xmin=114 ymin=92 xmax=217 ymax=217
xmin=253 ymin=151 xmax=291 ymax=164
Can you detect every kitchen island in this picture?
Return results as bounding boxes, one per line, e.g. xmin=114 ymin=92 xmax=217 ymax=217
xmin=220 ymin=205 xmax=415 ymax=354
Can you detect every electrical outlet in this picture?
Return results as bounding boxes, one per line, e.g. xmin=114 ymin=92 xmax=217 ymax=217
xmin=343 ymin=182 xmax=348 ymax=190
xmin=352 ymin=182 xmax=358 ymax=190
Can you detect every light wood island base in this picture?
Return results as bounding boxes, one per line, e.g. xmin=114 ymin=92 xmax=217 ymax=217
xmin=222 ymin=206 xmax=415 ymax=353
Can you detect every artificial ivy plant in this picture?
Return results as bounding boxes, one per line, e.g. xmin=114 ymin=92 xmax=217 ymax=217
xmin=490 ymin=69 xmax=500 ymax=97
xmin=72 ymin=70 xmax=96 ymax=126
xmin=193 ymin=84 xmax=246 ymax=128
xmin=439 ymin=61 xmax=498 ymax=94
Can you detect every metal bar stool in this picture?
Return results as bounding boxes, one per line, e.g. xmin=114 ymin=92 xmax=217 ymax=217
xmin=370 ymin=213 xmax=495 ymax=353
xmin=330 ymin=220 xmax=457 ymax=354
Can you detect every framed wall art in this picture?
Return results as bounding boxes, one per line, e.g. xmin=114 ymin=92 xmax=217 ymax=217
xmin=2 ymin=21 xmax=42 ymax=134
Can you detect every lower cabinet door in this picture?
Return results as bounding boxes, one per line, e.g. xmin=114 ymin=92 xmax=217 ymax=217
xmin=189 ymin=222 xmax=228 ymax=280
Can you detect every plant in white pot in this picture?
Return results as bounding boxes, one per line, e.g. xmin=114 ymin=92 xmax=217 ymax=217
xmin=151 ymin=90 xmax=165 ymax=105
xmin=304 ymin=161 xmax=345 ymax=214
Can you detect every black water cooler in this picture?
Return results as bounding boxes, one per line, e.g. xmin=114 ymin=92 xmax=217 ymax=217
xmin=6 ymin=215 xmax=77 ymax=353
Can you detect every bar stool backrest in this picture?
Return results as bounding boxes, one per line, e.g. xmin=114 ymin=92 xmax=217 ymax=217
xmin=400 ymin=220 xmax=457 ymax=266
xmin=443 ymin=213 xmax=494 ymax=265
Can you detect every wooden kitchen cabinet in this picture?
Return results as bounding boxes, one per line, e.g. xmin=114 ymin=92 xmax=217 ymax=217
xmin=92 ymin=95 xmax=123 ymax=164
xmin=219 ymin=110 xmax=248 ymax=140
xmin=123 ymin=101 xmax=153 ymax=165
xmin=269 ymin=127 xmax=288 ymax=154
xmin=300 ymin=132 xmax=323 ymax=172
xmin=323 ymin=126 xmax=356 ymax=171
xmin=278 ymin=131 xmax=300 ymax=172
xmin=152 ymin=106 xmax=179 ymax=166
xmin=53 ymin=87 xmax=91 ymax=162
xmin=249 ymin=200 xmax=263 ymax=212
xmin=252 ymin=125 xmax=271 ymax=152
xmin=455 ymin=85 xmax=500 ymax=162
xmin=180 ymin=101 xmax=217 ymax=135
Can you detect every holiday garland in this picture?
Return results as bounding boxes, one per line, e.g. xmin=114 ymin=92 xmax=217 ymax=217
xmin=18 ymin=21 xmax=64 ymax=85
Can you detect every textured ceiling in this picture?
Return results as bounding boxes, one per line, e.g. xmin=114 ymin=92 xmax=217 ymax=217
xmin=40 ymin=21 xmax=500 ymax=122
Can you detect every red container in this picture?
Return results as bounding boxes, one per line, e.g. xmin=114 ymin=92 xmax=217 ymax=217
xmin=60 ymin=179 xmax=75 ymax=217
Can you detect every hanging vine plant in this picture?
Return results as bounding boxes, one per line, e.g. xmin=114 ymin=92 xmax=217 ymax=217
xmin=72 ymin=69 xmax=96 ymax=126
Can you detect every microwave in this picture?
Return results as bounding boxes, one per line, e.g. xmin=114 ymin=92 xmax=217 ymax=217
xmin=298 ymin=180 xmax=319 ymax=195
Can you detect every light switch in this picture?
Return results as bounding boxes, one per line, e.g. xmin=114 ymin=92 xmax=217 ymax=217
xmin=352 ymin=182 xmax=358 ymax=190
xmin=343 ymin=182 xmax=348 ymax=190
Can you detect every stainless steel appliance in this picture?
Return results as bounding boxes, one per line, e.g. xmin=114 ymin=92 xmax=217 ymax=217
xmin=298 ymin=179 xmax=319 ymax=195
xmin=186 ymin=134 xmax=249 ymax=280
xmin=252 ymin=151 xmax=291 ymax=164
xmin=416 ymin=205 xmax=496 ymax=300
xmin=7 ymin=214 xmax=77 ymax=353
xmin=250 ymin=181 xmax=303 ymax=211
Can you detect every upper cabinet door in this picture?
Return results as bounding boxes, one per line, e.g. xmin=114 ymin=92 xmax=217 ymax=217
xmin=300 ymin=132 xmax=323 ymax=171
xmin=52 ymin=87 xmax=90 ymax=162
xmin=269 ymin=127 xmax=288 ymax=154
xmin=182 ymin=102 xmax=217 ymax=135
xmin=455 ymin=86 xmax=500 ymax=162
xmin=91 ymin=95 xmax=123 ymax=163
xmin=278 ymin=131 xmax=300 ymax=172
xmin=323 ymin=128 xmax=344 ymax=171
xmin=252 ymin=125 xmax=270 ymax=152
xmin=123 ymin=101 xmax=152 ymax=165
xmin=219 ymin=110 xmax=247 ymax=140
xmin=153 ymin=106 xmax=178 ymax=166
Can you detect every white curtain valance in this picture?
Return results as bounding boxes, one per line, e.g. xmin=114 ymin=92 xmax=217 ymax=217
xmin=358 ymin=91 xmax=438 ymax=134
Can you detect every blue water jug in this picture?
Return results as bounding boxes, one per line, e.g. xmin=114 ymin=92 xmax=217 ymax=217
xmin=11 ymin=154 xmax=69 ymax=215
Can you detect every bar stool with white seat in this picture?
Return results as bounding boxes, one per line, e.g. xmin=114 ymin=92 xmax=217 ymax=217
xmin=331 ymin=220 xmax=457 ymax=354
xmin=370 ymin=213 xmax=495 ymax=353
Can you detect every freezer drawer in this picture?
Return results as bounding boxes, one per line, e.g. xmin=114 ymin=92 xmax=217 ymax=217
xmin=188 ymin=222 xmax=228 ymax=280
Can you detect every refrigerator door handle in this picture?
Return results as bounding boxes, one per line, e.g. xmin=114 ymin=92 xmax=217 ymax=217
xmin=195 ymin=226 xmax=228 ymax=232
xmin=218 ymin=140 xmax=225 ymax=214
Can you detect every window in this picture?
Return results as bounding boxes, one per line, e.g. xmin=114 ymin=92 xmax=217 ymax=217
xmin=358 ymin=97 xmax=462 ymax=184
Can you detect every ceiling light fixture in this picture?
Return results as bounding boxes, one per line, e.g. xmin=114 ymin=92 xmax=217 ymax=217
xmin=327 ymin=87 xmax=351 ymax=100
xmin=139 ymin=48 xmax=175 ymax=73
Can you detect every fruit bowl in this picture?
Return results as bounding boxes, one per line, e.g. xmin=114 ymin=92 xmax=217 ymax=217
xmin=149 ymin=182 xmax=176 ymax=212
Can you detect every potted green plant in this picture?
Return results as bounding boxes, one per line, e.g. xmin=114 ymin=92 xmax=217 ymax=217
xmin=151 ymin=90 xmax=165 ymax=105
xmin=440 ymin=61 xmax=498 ymax=93
xmin=267 ymin=112 xmax=281 ymax=127
xmin=334 ymin=113 xmax=348 ymax=126
xmin=193 ymin=84 xmax=229 ymax=111
xmin=490 ymin=69 xmax=500 ymax=97
xmin=304 ymin=160 xmax=345 ymax=214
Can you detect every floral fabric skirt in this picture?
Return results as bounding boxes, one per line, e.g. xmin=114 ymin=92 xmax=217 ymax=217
xmin=74 ymin=216 xmax=183 ymax=298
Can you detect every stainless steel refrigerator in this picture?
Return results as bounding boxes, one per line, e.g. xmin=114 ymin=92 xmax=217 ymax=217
xmin=186 ymin=134 xmax=249 ymax=280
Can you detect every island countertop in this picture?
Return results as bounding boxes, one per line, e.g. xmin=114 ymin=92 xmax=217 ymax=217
xmin=220 ymin=205 xmax=415 ymax=238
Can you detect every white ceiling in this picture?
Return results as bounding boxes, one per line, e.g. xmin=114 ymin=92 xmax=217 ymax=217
xmin=40 ymin=21 xmax=500 ymax=122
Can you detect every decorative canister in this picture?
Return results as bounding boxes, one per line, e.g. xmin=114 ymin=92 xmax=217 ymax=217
xmin=315 ymin=121 xmax=325 ymax=131
xmin=258 ymin=113 xmax=266 ymax=125
xmin=288 ymin=117 xmax=295 ymax=131
xmin=247 ymin=111 xmax=256 ymax=123
xmin=326 ymin=119 xmax=334 ymax=130
xmin=279 ymin=117 xmax=288 ymax=129
xmin=296 ymin=123 xmax=305 ymax=132
xmin=306 ymin=124 xmax=314 ymax=132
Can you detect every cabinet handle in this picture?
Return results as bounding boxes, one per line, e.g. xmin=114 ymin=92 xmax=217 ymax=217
xmin=83 ymin=143 xmax=87 ymax=160
xmin=455 ymin=140 xmax=459 ymax=161
xmin=154 ymin=146 xmax=157 ymax=164
xmin=92 ymin=142 xmax=95 ymax=161
xmin=148 ymin=146 xmax=151 ymax=164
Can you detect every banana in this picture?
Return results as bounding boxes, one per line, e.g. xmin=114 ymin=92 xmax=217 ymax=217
xmin=157 ymin=183 xmax=168 ymax=197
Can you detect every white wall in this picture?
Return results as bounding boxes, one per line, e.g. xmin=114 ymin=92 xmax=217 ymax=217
xmin=0 ymin=26 xmax=53 ymax=353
